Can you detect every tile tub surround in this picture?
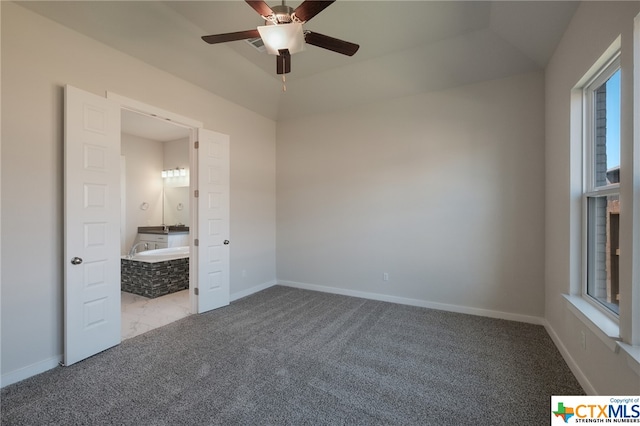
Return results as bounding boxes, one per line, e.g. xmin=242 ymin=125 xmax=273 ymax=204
xmin=121 ymin=257 xmax=189 ymax=299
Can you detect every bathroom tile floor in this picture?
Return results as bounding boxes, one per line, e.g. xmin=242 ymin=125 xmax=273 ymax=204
xmin=121 ymin=290 xmax=191 ymax=340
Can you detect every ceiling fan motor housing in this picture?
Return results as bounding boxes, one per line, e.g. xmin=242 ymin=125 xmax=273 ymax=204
xmin=269 ymin=4 xmax=294 ymax=24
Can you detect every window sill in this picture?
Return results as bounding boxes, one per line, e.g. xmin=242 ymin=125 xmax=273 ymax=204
xmin=563 ymin=294 xmax=620 ymax=352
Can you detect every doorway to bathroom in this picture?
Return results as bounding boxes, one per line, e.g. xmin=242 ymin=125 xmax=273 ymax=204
xmin=109 ymin=91 xmax=232 ymax=337
xmin=119 ymin=108 xmax=192 ymax=340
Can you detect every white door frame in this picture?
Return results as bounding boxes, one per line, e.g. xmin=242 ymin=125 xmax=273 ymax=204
xmin=107 ymin=92 xmax=203 ymax=313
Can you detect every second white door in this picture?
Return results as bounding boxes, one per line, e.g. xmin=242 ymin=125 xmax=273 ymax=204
xmin=195 ymin=128 xmax=230 ymax=313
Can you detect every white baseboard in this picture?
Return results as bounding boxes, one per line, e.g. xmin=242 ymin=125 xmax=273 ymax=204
xmin=544 ymin=321 xmax=596 ymax=395
xmin=1 ymin=355 xmax=62 ymax=388
xmin=277 ymin=280 xmax=545 ymax=325
xmin=231 ymin=280 xmax=277 ymax=302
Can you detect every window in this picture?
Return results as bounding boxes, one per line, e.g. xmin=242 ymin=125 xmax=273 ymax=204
xmin=583 ymin=56 xmax=621 ymax=316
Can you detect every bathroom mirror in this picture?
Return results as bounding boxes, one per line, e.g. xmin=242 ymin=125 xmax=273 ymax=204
xmin=163 ymin=186 xmax=190 ymax=226
xmin=161 ymin=138 xmax=190 ymax=227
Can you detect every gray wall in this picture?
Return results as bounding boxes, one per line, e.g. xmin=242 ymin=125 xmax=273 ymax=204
xmin=1 ymin=2 xmax=276 ymax=384
xmin=276 ymin=71 xmax=546 ymax=320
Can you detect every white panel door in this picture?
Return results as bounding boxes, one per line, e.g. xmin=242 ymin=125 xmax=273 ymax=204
xmin=64 ymin=85 xmax=121 ymax=366
xmin=196 ymin=128 xmax=230 ymax=313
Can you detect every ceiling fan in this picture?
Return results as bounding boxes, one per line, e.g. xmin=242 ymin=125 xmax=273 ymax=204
xmin=201 ymin=0 xmax=359 ymax=77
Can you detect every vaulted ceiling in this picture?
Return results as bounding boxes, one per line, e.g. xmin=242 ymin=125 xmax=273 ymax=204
xmin=18 ymin=1 xmax=578 ymax=121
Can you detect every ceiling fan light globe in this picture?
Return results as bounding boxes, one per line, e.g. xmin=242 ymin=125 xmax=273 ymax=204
xmin=257 ymin=23 xmax=305 ymax=56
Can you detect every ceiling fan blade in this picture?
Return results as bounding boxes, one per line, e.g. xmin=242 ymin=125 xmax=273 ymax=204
xmin=201 ymin=29 xmax=260 ymax=44
xmin=293 ymin=0 xmax=335 ymax=22
xmin=305 ymin=32 xmax=359 ymax=56
xmin=277 ymin=49 xmax=291 ymax=75
xmin=245 ymin=0 xmax=274 ymax=17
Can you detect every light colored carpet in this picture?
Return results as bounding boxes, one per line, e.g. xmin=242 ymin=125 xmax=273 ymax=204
xmin=1 ymin=286 xmax=583 ymax=425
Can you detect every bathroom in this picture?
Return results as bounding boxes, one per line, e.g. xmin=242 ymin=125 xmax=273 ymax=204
xmin=120 ymin=109 xmax=192 ymax=338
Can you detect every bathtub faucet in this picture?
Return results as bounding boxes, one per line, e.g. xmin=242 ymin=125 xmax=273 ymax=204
xmin=128 ymin=242 xmax=149 ymax=258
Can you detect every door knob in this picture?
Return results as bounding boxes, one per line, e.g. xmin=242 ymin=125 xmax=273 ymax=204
xmin=70 ymin=257 xmax=83 ymax=265
xmin=223 ymin=240 xmax=230 ymax=245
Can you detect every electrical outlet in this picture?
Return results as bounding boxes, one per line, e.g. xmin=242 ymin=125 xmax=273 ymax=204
xmin=242 ymin=269 xmax=247 ymax=278
xmin=580 ymin=330 xmax=586 ymax=350
xmin=383 ymin=272 xmax=389 ymax=281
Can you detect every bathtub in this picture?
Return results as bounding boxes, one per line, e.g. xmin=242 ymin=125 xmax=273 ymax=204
xmin=121 ymin=246 xmax=190 ymax=298
xmin=126 ymin=246 xmax=190 ymax=263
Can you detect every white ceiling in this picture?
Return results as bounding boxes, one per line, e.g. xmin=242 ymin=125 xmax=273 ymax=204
xmin=18 ymin=1 xmax=579 ymax=122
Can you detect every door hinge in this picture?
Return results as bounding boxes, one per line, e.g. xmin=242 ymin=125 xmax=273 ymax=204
xmin=194 ymin=189 xmax=199 ymax=198
xmin=194 ymin=238 xmax=199 ymax=246
xmin=194 ymin=287 xmax=199 ymax=296
xmin=194 ymin=141 xmax=199 ymax=149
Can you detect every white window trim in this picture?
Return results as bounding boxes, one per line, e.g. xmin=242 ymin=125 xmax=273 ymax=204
xmin=580 ymin=53 xmax=621 ymax=320
xmin=619 ymin=12 xmax=640 ymax=376
xmin=629 ymin=10 xmax=640 ymax=351
xmin=566 ymin=37 xmax=622 ymax=345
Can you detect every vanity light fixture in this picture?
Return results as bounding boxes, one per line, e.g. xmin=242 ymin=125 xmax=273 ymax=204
xmin=161 ymin=168 xmax=188 ymax=179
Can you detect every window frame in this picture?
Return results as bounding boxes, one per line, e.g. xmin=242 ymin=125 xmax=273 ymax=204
xmin=581 ymin=53 xmax=621 ymax=320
